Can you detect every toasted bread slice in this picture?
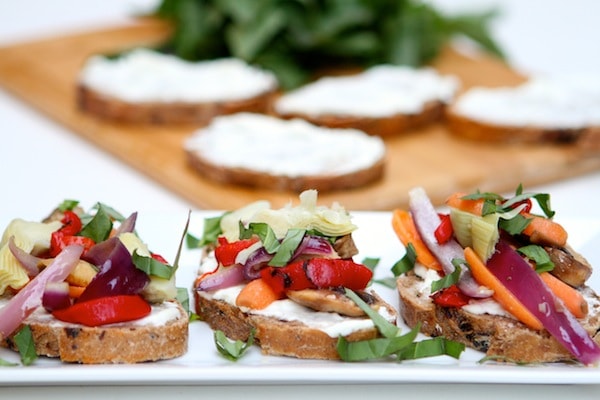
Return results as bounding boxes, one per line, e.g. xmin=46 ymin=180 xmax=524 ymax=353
xmin=445 ymin=78 xmax=600 ymax=150
xmin=396 ymin=271 xmax=600 ymax=363
xmin=194 ymin=289 xmax=396 ymax=360
xmin=273 ymin=65 xmax=459 ymax=137
xmin=184 ymin=113 xmax=386 ymax=192
xmin=77 ymin=49 xmax=279 ymax=124
xmin=2 ymin=300 xmax=188 ymax=364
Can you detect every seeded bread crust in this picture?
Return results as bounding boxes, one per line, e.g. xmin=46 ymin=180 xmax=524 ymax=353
xmin=273 ymin=100 xmax=446 ymax=137
xmin=445 ymin=107 xmax=600 ymax=149
xmin=396 ymin=271 xmax=600 ymax=363
xmin=194 ymin=290 xmax=394 ymax=360
xmin=185 ymin=149 xmax=385 ymax=193
xmin=2 ymin=300 xmax=188 ymax=364
xmin=77 ymin=84 xmax=277 ymax=124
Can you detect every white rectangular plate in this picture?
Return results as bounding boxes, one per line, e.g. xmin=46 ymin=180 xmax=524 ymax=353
xmin=2 ymin=211 xmax=600 ymax=386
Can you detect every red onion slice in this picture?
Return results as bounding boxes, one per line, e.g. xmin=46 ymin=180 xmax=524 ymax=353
xmin=488 ymin=240 xmax=600 ymax=365
xmin=8 ymin=236 xmax=41 ymax=277
xmin=196 ymin=264 xmax=245 ymax=291
xmin=42 ymin=281 xmax=71 ymax=312
xmin=409 ymin=187 xmax=492 ymax=298
xmin=0 ymin=244 xmax=83 ymax=340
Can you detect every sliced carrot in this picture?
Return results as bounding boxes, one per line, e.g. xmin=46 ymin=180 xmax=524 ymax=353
xmin=392 ymin=209 xmax=442 ymax=272
xmin=68 ymin=285 xmax=86 ymax=299
xmin=445 ymin=192 xmax=484 ymax=216
xmin=540 ymin=272 xmax=588 ymax=318
xmin=235 ymin=278 xmax=281 ymax=310
xmin=521 ymin=213 xmax=568 ymax=248
xmin=464 ymin=247 xmax=543 ymax=330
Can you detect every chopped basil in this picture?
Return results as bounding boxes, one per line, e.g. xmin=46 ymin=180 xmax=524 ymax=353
xmin=79 ymin=204 xmax=113 ymax=243
xmin=338 ymin=289 xmax=465 ymax=362
xmin=0 ymin=358 xmax=18 ymax=367
xmin=239 ymin=222 xmax=279 ymax=253
xmin=214 ymin=329 xmax=255 ymax=361
xmin=396 ymin=336 xmax=465 ymax=361
xmin=188 ymin=214 xmax=224 ymax=248
xmin=391 ymin=243 xmax=417 ymax=277
xmin=373 ymin=277 xmax=398 ymax=289
xmin=14 ymin=326 xmax=37 ymax=366
xmin=498 ymin=212 xmax=531 ymax=235
xmin=176 ymin=287 xmax=200 ymax=321
xmin=361 ymin=257 xmax=380 ymax=271
xmin=518 ymin=245 xmax=554 ymax=273
xmin=268 ymin=228 xmax=306 ymax=267
xmin=57 ymin=199 xmax=80 ymax=212
xmin=431 ymin=261 xmax=461 ymax=293
xmin=132 ymin=250 xmax=174 ymax=279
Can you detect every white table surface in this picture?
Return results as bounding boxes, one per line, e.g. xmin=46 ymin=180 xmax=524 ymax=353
xmin=1 ymin=1 xmax=600 ymax=398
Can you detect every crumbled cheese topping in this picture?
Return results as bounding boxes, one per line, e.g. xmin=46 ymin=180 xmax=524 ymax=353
xmin=275 ymin=65 xmax=459 ymax=117
xmin=79 ymin=49 xmax=278 ymax=103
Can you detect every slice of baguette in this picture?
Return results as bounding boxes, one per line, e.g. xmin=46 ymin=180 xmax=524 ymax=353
xmin=273 ymin=65 xmax=459 ymax=137
xmin=78 ymin=85 xmax=277 ymax=125
xmin=396 ymin=271 xmax=600 ymax=363
xmin=445 ymin=78 xmax=600 ymax=149
xmin=194 ymin=289 xmax=396 ymax=360
xmin=184 ymin=113 xmax=386 ymax=192
xmin=77 ymin=49 xmax=279 ymax=124
xmin=1 ymin=300 xmax=188 ymax=364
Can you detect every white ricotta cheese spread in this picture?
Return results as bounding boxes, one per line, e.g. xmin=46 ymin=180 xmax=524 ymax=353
xmin=78 ymin=48 xmax=278 ymax=103
xmin=452 ymin=76 xmax=600 ymax=129
xmin=0 ymin=298 xmax=182 ymax=329
xmin=274 ymin=65 xmax=459 ymax=118
xmin=184 ymin=112 xmax=386 ymax=177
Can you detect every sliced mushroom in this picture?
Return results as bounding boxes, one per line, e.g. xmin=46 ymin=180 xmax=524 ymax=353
xmin=286 ymin=288 xmax=395 ymax=318
xmin=333 ymin=235 xmax=358 ymax=259
xmin=546 ymin=244 xmax=592 ymax=287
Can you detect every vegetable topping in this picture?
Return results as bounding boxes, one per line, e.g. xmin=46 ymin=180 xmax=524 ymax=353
xmin=391 ymin=185 xmax=600 ymax=365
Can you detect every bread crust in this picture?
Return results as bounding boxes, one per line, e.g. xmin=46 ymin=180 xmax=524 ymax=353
xmin=396 ymin=272 xmax=600 ymax=363
xmin=77 ymin=84 xmax=277 ymax=124
xmin=185 ymin=149 xmax=385 ymax=192
xmin=194 ymin=290 xmax=391 ymax=360
xmin=445 ymin=107 xmax=600 ymax=147
xmin=2 ymin=300 xmax=188 ymax=364
xmin=274 ymin=100 xmax=446 ymax=137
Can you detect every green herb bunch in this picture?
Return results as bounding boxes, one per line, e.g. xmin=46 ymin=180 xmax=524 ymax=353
xmin=153 ymin=0 xmax=504 ymax=89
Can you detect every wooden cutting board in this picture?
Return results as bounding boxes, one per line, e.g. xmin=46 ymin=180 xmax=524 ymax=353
xmin=1 ymin=18 xmax=598 ymax=210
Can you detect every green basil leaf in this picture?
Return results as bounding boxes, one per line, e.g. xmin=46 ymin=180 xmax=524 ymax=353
xmin=189 ymin=214 xmax=224 ymax=248
xmin=133 ymin=250 xmax=174 ymax=279
xmin=268 ymin=228 xmax=306 ymax=267
xmin=337 ymin=325 xmax=420 ymax=362
xmin=214 ymin=329 xmax=255 ymax=361
xmin=391 ymin=243 xmax=417 ymax=277
xmin=499 ymin=213 xmax=531 ymax=235
xmin=345 ymin=289 xmax=399 ymax=339
xmin=79 ymin=204 xmax=113 ymax=243
xmin=373 ymin=277 xmax=397 ymax=289
xmin=396 ymin=336 xmax=465 ymax=361
xmin=431 ymin=262 xmax=461 ymax=293
xmin=240 ymin=222 xmax=280 ymax=253
xmin=176 ymin=287 xmax=200 ymax=321
xmin=361 ymin=257 xmax=380 ymax=271
xmin=0 ymin=358 xmax=18 ymax=367
xmin=14 ymin=326 xmax=37 ymax=366
xmin=57 ymin=199 xmax=79 ymax=212
xmin=518 ymin=245 xmax=554 ymax=273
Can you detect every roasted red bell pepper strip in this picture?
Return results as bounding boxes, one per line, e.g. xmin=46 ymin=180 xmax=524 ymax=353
xmin=430 ymin=284 xmax=471 ymax=308
xmin=214 ymin=237 xmax=259 ymax=266
xmin=434 ymin=213 xmax=453 ymax=244
xmin=260 ymin=258 xmax=373 ymax=295
xmin=52 ymin=294 xmax=151 ymax=327
xmin=49 ymin=232 xmax=95 ymax=258
xmin=59 ymin=210 xmax=83 ymax=236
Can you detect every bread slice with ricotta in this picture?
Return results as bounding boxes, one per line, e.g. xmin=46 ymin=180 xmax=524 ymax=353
xmin=184 ymin=112 xmax=386 ymax=192
xmin=2 ymin=299 xmax=188 ymax=364
xmin=77 ymin=49 xmax=278 ymax=124
xmin=273 ymin=65 xmax=459 ymax=137
xmin=192 ymin=190 xmax=397 ymax=360
xmin=397 ymin=267 xmax=600 ymax=363
xmin=445 ymin=77 xmax=600 ymax=149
